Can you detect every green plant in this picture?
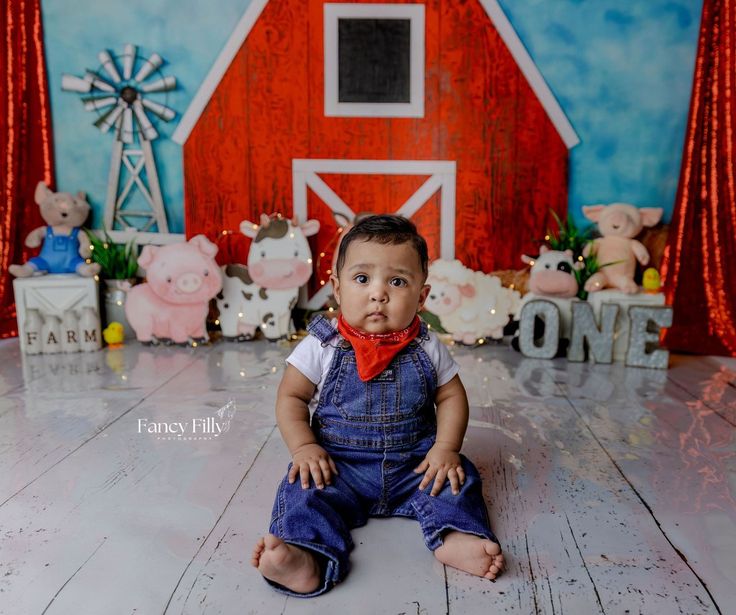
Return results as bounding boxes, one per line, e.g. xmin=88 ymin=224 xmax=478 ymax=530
xmin=545 ymin=210 xmax=592 ymax=259
xmin=84 ymin=230 xmax=138 ymax=280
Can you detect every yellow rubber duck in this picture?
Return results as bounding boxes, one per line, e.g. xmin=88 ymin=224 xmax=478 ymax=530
xmin=103 ymin=321 xmax=125 ymax=347
xmin=642 ymin=268 xmax=661 ymax=293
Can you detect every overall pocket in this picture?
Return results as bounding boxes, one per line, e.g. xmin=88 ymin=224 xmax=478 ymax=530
xmin=332 ymin=353 xmax=427 ymax=422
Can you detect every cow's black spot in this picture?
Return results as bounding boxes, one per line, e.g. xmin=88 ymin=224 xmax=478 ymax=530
xmin=216 ymin=292 xmax=224 ymax=300
xmin=242 ymin=292 xmax=253 ymax=301
xmin=225 ymin=264 xmax=253 ymax=285
xmin=557 ymin=262 xmax=572 ymax=274
xmin=259 ymin=288 xmax=269 ymax=300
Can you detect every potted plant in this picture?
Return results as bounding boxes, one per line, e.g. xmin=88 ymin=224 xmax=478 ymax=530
xmin=84 ymin=230 xmax=139 ymax=339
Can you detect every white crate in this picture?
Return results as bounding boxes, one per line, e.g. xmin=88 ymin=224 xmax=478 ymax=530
xmin=587 ymin=289 xmax=666 ymax=361
xmin=13 ymin=275 xmax=100 ymax=354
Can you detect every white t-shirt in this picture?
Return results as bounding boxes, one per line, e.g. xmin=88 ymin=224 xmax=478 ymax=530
xmin=286 ymin=322 xmax=460 ymax=415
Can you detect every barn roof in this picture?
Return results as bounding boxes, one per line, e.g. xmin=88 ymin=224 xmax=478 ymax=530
xmin=172 ymin=0 xmax=580 ymax=148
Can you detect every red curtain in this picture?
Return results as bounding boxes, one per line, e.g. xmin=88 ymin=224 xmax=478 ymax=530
xmin=0 ymin=0 xmax=55 ymax=339
xmin=662 ymin=0 xmax=736 ymax=356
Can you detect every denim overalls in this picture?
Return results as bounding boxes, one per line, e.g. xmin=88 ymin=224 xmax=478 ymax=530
xmin=266 ymin=315 xmax=497 ymax=597
xmin=29 ymin=227 xmax=85 ymax=274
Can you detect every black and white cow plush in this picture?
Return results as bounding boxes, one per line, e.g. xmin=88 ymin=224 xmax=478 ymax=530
xmin=511 ymin=247 xmax=582 ymax=353
xmin=216 ymin=214 xmax=319 ymax=341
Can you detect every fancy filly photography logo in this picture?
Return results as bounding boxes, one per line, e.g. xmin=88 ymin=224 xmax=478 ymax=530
xmin=138 ymin=400 xmax=236 ymax=441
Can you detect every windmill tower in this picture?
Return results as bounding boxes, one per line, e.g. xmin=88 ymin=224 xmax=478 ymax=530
xmin=61 ymin=45 xmax=177 ymax=233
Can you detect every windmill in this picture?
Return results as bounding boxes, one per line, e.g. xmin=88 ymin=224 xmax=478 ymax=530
xmin=61 ymin=44 xmax=177 ymax=234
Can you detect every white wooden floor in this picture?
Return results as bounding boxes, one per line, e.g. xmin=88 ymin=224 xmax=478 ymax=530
xmin=0 ymin=336 xmax=734 ymax=615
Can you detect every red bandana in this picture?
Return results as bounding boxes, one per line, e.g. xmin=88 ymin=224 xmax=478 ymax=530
xmin=337 ymin=314 xmax=421 ymax=382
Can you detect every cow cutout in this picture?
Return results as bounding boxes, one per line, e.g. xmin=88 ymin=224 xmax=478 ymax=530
xmin=216 ymin=214 xmax=319 ymax=341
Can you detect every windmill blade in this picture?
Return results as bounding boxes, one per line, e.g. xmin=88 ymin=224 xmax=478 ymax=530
xmin=84 ymin=96 xmax=118 ymax=112
xmin=119 ymin=107 xmax=134 ymax=144
xmin=84 ymin=70 xmax=116 ymax=93
xmin=97 ymin=50 xmax=122 ymax=83
xmin=140 ymin=75 xmax=176 ymax=93
xmin=141 ymin=97 xmax=176 ymax=121
xmin=122 ymin=44 xmax=137 ymax=80
xmin=94 ymin=101 xmax=126 ymax=133
xmin=132 ymin=100 xmax=158 ymax=140
xmin=134 ymin=53 xmax=162 ymax=83
xmin=61 ymin=74 xmax=92 ymax=93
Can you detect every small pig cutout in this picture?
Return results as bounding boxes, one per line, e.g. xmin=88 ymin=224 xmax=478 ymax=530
xmin=125 ymin=235 xmax=222 ymax=344
xmin=582 ymin=203 xmax=663 ymax=294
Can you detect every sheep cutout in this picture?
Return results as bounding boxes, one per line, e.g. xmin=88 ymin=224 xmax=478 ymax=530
xmin=425 ymin=259 xmax=521 ymax=345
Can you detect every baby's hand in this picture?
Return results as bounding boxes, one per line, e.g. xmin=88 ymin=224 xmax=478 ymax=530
xmin=289 ymin=443 xmax=339 ymax=490
xmin=414 ymin=443 xmax=465 ymax=496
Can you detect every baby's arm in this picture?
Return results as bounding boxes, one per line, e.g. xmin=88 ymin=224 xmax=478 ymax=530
xmin=414 ymin=375 xmax=469 ymax=496
xmin=276 ymin=364 xmax=338 ymax=490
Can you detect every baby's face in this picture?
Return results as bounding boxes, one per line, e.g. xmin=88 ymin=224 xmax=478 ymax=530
xmin=331 ymin=239 xmax=430 ymax=334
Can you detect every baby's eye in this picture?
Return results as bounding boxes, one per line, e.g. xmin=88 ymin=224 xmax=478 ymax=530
xmin=389 ymin=278 xmax=408 ymax=287
xmin=354 ymin=274 xmax=369 ymax=284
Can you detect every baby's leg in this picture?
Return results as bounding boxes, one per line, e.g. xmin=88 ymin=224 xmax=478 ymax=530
xmin=434 ymin=531 xmax=505 ymax=580
xmin=251 ymin=534 xmax=321 ymax=594
xmin=256 ymin=463 xmax=366 ymax=597
xmin=403 ymin=453 xmax=504 ymax=580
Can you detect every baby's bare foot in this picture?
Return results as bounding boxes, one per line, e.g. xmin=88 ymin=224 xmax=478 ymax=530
xmin=251 ymin=534 xmax=322 ymax=594
xmin=434 ymin=531 xmax=505 ymax=580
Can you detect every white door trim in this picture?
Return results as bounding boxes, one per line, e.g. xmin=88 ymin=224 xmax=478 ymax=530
xmin=292 ymin=158 xmax=456 ymax=309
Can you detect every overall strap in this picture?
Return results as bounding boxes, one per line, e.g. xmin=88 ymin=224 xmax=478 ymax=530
xmin=307 ymin=314 xmax=339 ymax=344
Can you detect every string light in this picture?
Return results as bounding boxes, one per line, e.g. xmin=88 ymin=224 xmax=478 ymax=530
xmin=192 ymin=341 xmax=198 ymax=348
xmin=544 ymin=235 xmax=550 ymax=241
xmin=578 ymin=255 xmax=584 ymax=261
xmin=214 ymin=319 xmax=220 ymax=325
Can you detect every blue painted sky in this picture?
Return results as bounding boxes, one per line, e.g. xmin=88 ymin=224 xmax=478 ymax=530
xmin=43 ymin=0 xmax=702 ymax=233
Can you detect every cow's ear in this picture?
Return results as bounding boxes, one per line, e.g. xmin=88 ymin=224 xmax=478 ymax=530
xmin=240 ymin=220 xmax=259 ymax=238
xmin=521 ymin=254 xmax=534 ymax=265
xmin=564 ymin=249 xmax=573 ymax=257
xmin=301 ymin=219 xmax=320 ymax=237
xmin=333 ymin=212 xmax=350 ymax=228
xmin=539 ymin=245 xmax=549 ymax=254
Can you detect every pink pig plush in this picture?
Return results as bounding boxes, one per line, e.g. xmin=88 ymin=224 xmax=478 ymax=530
xmin=125 ymin=235 xmax=222 ymax=344
xmin=582 ymin=203 xmax=663 ymax=294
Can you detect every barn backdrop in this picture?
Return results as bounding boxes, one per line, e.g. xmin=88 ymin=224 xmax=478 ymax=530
xmin=174 ymin=0 xmax=579 ymax=305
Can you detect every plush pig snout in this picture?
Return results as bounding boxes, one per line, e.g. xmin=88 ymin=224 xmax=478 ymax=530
xmin=176 ymin=273 xmax=204 ymax=294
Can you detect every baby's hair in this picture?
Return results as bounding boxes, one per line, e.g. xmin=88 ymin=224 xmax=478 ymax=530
xmin=335 ymin=214 xmax=429 ymax=278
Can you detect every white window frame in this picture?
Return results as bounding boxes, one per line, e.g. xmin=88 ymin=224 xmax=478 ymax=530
xmin=324 ymin=3 xmax=425 ymax=118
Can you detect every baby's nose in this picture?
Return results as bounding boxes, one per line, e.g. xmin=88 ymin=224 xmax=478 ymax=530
xmin=370 ymin=285 xmax=388 ymax=302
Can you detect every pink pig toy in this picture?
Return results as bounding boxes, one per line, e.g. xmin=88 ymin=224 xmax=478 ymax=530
xmin=582 ymin=203 xmax=663 ymax=294
xmin=125 ymin=235 xmax=222 ymax=344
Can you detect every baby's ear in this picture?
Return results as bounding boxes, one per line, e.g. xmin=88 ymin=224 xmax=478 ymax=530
xmin=418 ymin=283 xmax=431 ymax=310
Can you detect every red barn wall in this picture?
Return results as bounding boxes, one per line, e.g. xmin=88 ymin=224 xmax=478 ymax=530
xmin=184 ymin=0 xmax=568 ymax=275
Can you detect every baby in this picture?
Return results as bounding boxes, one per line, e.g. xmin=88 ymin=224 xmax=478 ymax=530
xmin=251 ymin=215 xmax=504 ymax=596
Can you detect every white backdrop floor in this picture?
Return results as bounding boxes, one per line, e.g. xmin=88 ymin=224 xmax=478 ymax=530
xmin=0 ymin=336 xmax=733 ymax=615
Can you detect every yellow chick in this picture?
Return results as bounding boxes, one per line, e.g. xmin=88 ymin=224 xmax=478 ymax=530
xmin=103 ymin=321 xmax=125 ymax=347
xmin=642 ymin=267 xmax=661 ymax=293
